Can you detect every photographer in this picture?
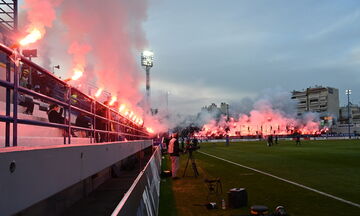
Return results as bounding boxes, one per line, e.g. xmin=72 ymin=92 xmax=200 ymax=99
xmin=168 ymin=133 xmax=180 ymax=179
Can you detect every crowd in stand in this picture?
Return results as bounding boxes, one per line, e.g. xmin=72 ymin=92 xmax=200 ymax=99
xmin=17 ymin=64 xmax=144 ymax=142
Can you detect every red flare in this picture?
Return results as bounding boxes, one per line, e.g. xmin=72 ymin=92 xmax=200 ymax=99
xmin=146 ymin=127 xmax=154 ymax=134
xmin=118 ymin=104 xmax=125 ymax=112
xmin=95 ymin=88 xmax=103 ymax=98
xmin=109 ymin=96 xmax=117 ymax=106
xmin=19 ymin=28 xmax=42 ymax=46
xmin=71 ymin=68 xmax=83 ymax=81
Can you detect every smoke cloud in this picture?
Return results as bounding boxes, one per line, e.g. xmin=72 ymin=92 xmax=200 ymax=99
xmin=21 ymin=0 xmax=63 ymax=37
xmin=59 ymin=0 xmax=148 ymax=105
xmin=68 ymin=41 xmax=91 ymax=74
xmin=20 ymin=0 xmax=159 ymax=131
xmin=196 ymin=89 xmax=324 ymax=137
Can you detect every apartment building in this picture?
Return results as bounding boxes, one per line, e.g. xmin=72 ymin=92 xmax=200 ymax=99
xmin=291 ymin=86 xmax=339 ymax=121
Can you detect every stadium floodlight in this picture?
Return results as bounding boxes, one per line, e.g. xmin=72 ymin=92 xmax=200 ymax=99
xmin=346 ymin=89 xmax=352 ymax=139
xmin=141 ymin=50 xmax=154 ymax=112
xmin=141 ymin=50 xmax=154 ymax=67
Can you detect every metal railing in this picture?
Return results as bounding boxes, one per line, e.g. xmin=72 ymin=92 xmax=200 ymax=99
xmin=0 ymin=43 xmax=150 ymax=147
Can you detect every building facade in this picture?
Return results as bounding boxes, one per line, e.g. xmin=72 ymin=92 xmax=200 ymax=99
xmin=202 ymin=102 xmax=229 ymax=117
xmin=291 ymin=86 xmax=339 ymax=122
xmin=339 ymin=103 xmax=360 ymax=124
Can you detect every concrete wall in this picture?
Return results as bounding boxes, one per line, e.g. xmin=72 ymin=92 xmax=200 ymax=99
xmin=0 ymin=140 xmax=152 ymax=216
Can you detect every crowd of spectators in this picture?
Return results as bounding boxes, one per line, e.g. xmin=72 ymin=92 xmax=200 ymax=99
xmin=17 ymin=64 xmax=145 ymax=142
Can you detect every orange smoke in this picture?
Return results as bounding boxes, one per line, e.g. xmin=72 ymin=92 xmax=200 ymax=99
xmin=19 ymin=28 xmax=43 ymax=46
xmin=21 ymin=0 xmax=63 ymax=46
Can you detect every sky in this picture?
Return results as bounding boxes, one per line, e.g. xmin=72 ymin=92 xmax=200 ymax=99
xmin=14 ymin=0 xmax=360 ymax=116
xmin=144 ymin=0 xmax=360 ymax=114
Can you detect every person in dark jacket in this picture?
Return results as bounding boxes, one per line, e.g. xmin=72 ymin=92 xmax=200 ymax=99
xmin=47 ymin=104 xmax=65 ymax=124
xmin=168 ymin=133 xmax=180 ymax=179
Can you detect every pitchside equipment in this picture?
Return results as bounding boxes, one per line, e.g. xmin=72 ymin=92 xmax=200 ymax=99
xmin=250 ymin=205 xmax=269 ymax=215
xmin=204 ymin=178 xmax=222 ymax=202
xmin=227 ymin=188 xmax=248 ymax=208
xmin=182 ymin=148 xmax=199 ymax=177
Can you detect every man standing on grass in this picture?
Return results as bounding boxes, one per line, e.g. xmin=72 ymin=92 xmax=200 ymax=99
xmin=168 ymin=133 xmax=180 ymax=179
xmin=295 ymin=132 xmax=301 ymax=146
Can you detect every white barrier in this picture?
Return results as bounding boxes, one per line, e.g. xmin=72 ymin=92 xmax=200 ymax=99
xmin=0 ymin=140 xmax=152 ymax=216
xmin=112 ymin=146 xmax=161 ymax=216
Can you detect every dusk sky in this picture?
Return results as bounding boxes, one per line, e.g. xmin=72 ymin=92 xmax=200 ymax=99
xmin=145 ymin=0 xmax=360 ymax=114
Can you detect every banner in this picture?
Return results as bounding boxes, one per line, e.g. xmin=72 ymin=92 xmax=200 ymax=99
xmin=112 ymin=146 xmax=162 ymax=216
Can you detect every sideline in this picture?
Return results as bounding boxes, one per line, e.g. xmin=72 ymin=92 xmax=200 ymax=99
xmin=198 ymin=151 xmax=360 ymax=208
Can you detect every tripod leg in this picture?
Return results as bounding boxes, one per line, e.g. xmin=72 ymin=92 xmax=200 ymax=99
xmin=182 ymin=157 xmax=190 ymax=177
xmin=191 ymin=158 xmax=199 ymax=177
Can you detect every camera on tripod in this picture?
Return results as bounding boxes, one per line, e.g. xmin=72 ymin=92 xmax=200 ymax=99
xmin=185 ymin=137 xmax=200 ymax=153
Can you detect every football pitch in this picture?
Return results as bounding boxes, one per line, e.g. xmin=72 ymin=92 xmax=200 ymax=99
xmin=159 ymin=139 xmax=360 ymax=216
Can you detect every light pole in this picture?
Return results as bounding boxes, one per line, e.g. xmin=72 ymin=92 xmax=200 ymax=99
xmin=166 ymin=91 xmax=170 ymax=114
xmin=346 ymin=89 xmax=352 ymax=139
xmin=141 ymin=50 xmax=154 ymax=111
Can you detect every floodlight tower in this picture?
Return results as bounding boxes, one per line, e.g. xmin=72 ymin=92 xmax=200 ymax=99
xmin=346 ymin=89 xmax=352 ymax=139
xmin=141 ymin=50 xmax=154 ymax=109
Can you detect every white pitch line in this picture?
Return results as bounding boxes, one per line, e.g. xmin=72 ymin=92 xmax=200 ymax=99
xmin=198 ymin=151 xmax=360 ymax=208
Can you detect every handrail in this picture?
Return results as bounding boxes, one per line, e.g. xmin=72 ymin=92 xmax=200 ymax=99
xmin=0 ymin=43 xmax=150 ymax=147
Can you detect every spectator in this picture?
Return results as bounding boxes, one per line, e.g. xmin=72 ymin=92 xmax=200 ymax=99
xmin=75 ymin=113 xmax=92 ymax=137
xmin=47 ymin=104 xmax=65 ymax=124
xmin=75 ymin=113 xmax=91 ymax=128
xmin=295 ymin=133 xmax=301 ymax=146
xmin=20 ymin=84 xmax=35 ymax=115
xmin=168 ymin=133 xmax=180 ymax=179
xmin=267 ymin=135 xmax=273 ymax=147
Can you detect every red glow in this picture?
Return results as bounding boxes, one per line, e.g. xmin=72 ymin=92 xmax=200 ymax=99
xmin=196 ymin=110 xmax=325 ymax=138
xmin=119 ymin=104 xmax=125 ymax=112
xmin=71 ymin=68 xmax=83 ymax=81
xmin=19 ymin=28 xmax=42 ymax=46
xmin=109 ymin=96 xmax=117 ymax=106
xmin=146 ymin=127 xmax=154 ymax=134
xmin=95 ymin=88 xmax=103 ymax=98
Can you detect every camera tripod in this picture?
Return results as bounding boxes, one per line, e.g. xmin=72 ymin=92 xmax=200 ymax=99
xmin=183 ymin=150 xmax=199 ymax=177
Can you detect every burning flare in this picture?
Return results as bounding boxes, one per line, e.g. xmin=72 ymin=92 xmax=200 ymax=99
xmin=119 ymin=104 xmax=125 ymax=112
xmin=71 ymin=68 xmax=83 ymax=81
xmin=19 ymin=28 xmax=42 ymax=46
xmin=146 ymin=127 xmax=154 ymax=134
xmin=95 ymin=88 xmax=103 ymax=98
xmin=109 ymin=96 xmax=117 ymax=106
xmin=129 ymin=111 xmax=134 ymax=118
xmin=196 ymin=111 xmax=324 ymax=138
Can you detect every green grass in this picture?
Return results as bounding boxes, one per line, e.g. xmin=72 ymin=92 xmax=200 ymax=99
xmin=159 ymin=140 xmax=360 ymax=216
xmin=159 ymin=155 xmax=177 ymax=216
